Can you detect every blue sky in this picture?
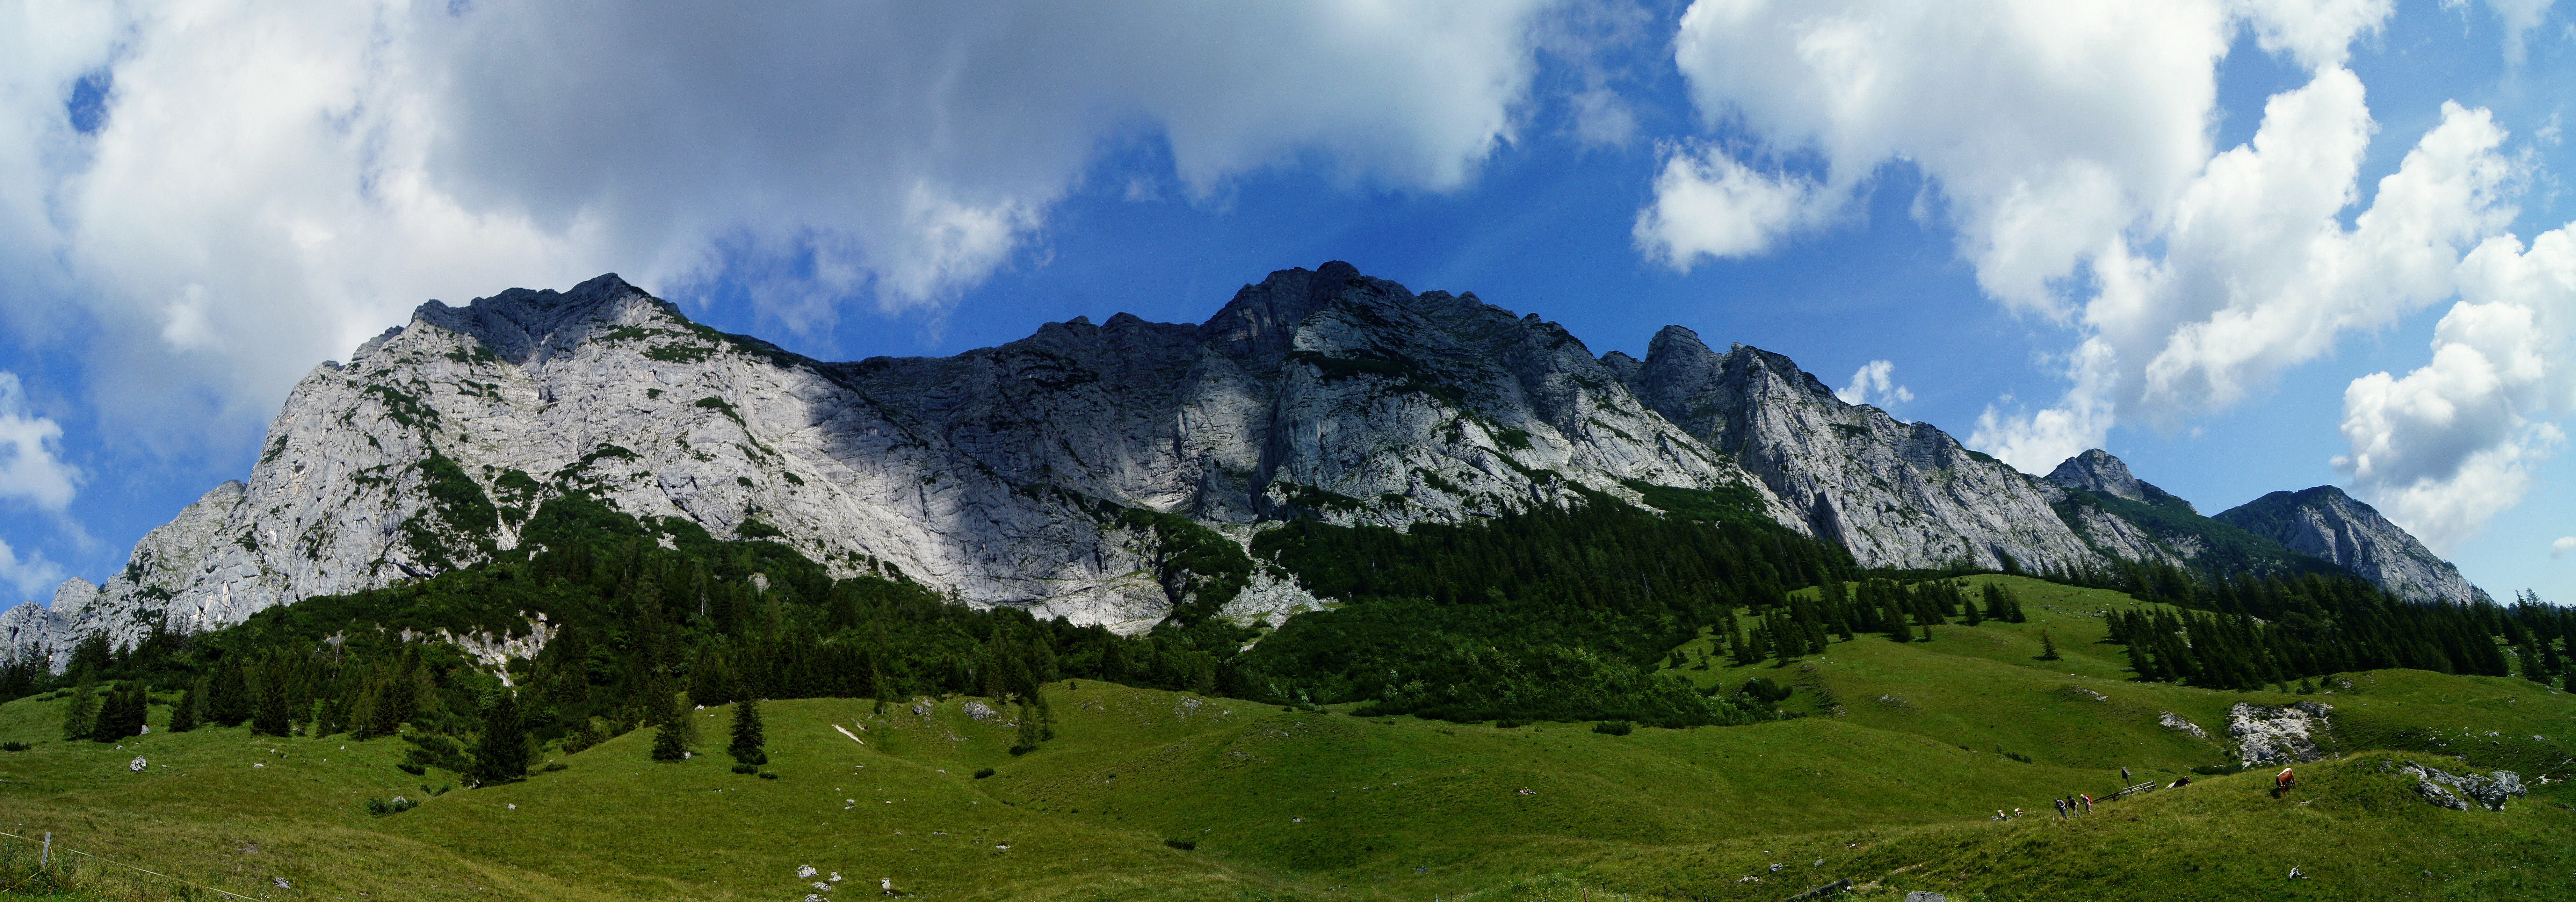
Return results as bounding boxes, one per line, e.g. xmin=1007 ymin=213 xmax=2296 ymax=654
xmin=2 ymin=0 xmax=2572 ymax=607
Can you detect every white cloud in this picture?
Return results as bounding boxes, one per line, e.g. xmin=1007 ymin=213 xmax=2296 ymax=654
xmin=2554 ymin=536 xmax=2576 ymax=558
xmin=2334 ymin=222 xmax=2576 ymax=550
xmin=0 ymin=535 xmax=67 ymax=604
xmin=1834 ymin=359 xmax=1914 ymax=409
xmin=1661 ymin=0 xmax=2541 ymax=483
xmin=0 ymin=372 xmax=78 ymax=512
xmin=1634 ymin=145 xmax=1834 ymax=265
xmin=1 ymin=0 xmax=1561 ymax=447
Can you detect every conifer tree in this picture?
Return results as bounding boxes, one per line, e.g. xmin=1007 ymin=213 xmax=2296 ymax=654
xmin=1012 ymin=700 xmax=1043 ymax=755
xmin=169 ymin=678 xmax=203 ymax=733
xmin=251 ymin=670 xmax=292 ymax=737
xmin=729 ymin=698 xmax=766 ymax=765
xmin=2039 ymin=630 xmax=2062 ymax=661
xmin=208 ymin=660 xmax=250 ymax=727
xmin=60 ymin=668 xmax=98 ymax=741
xmin=1964 ymin=596 xmax=1985 ymax=627
xmin=471 ymin=691 xmax=530 ymax=785
xmin=650 ymin=718 xmax=689 ymax=761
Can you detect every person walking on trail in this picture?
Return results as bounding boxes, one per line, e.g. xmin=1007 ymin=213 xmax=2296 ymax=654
xmin=2080 ymin=794 xmax=2093 ymax=814
xmin=2054 ymin=797 xmax=2067 ymax=820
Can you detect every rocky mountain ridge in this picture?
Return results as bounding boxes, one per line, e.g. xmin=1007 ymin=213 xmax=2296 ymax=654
xmin=2213 ymin=487 xmax=2489 ymax=605
xmin=0 ymin=264 xmax=2488 ymax=667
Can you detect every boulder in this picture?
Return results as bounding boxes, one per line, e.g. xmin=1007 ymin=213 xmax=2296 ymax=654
xmin=2228 ymin=702 xmax=2333 ymax=766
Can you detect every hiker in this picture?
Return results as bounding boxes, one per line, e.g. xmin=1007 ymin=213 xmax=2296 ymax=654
xmin=2054 ymin=797 xmax=2067 ymax=820
xmin=2080 ymin=794 xmax=2092 ymax=814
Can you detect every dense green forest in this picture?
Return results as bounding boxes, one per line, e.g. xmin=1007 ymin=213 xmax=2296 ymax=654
xmin=4 ymin=476 xmax=2568 ymax=787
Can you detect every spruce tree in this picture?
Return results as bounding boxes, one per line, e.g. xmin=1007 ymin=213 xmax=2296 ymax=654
xmin=729 ymin=698 xmax=766 ymax=765
xmin=60 ymin=668 xmax=98 ymax=741
xmin=169 ymin=678 xmax=202 ymax=733
xmin=251 ymin=671 xmax=292 ymax=737
xmin=1012 ymin=700 xmax=1043 ymax=755
xmin=94 ymin=682 xmax=147 ymax=742
xmin=2039 ymin=630 xmax=2062 ymax=661
xmin=1964 ymin=596 xmax=1985 ymax=627
xmin=209 ymin=660 xmax=250 ymax=727
xmin=650 ymin=718 xmax=689 ymax=761
xmin=471 ymin=691 xmax=530 ymax=785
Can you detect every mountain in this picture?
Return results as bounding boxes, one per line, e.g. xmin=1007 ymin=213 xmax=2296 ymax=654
xmin=2215 ymin=486 xmax=2490 ymax=604
xmin=0 ymin=263 xmax=2488 ymax=666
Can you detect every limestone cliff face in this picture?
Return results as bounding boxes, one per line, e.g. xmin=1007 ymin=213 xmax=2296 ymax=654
xmin=3 ymin=265 xmax=1790 ymax=665
xmin=2214 ymin=487 xmax=2489 ymax=603
xmin=3 ymin=264 xmax=2487 ymax=668
xmin=1616 ymin=328 xmax=2102 ymax=572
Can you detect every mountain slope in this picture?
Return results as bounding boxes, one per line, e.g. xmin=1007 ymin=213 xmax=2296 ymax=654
xmin=1614 ymin=328 xmax=2103 ymax=573
xmin=3 ymin=265 xmax=1793 ymax=661
xmin=2216 ymin=486 xmax=2489 ymax=603
xmin=0 ymin=264 xmax=2490 ymax=665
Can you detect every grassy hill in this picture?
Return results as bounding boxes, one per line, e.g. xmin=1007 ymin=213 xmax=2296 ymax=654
xmin=3 ymin=576 xmax=2569 ymax=901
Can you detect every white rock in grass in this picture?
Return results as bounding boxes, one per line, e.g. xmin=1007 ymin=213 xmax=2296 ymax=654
xmin=129 ymin=756 xmax=146 ymax=772
xmin=796 ymin=864 xmax=817 ymax=879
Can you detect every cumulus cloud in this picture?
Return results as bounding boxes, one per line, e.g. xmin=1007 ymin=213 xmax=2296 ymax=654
xmin=1635 ymin=146 xmax=1834 ymax=264
xmin=1662 ymin=0 xmax=2539 ymax=487
xmin=0 ymin=535 xmax=66 ymax=604
xmin=2555 ymin=536 xmax=2576 ymax=558
xmin=0 ymin=0 xmax=1561 ymax=446
xmin=2334 ymin=222 xmax=2576 ymax=550
xmin=0 ymin=372 xmax=78 ymax=512
xmin=1834 ymin=359 xmax=1915 ymax=409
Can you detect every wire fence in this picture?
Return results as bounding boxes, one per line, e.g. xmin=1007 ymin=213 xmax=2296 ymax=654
xmin=0 ymin=830 xmax=258 ymax=900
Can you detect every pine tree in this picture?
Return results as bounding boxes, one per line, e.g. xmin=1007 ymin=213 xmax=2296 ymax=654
xmin=650 ymin=718 xmax=689 ymax=761
xmin=472 ymin=691 xmax=530 ymax=785
xmin=2039 ymin=630 xmax=2062 ymax=661
xmin=169 ymin=678 xmax=202 ymax=733
xmin=95 ymin=682 xmax=148 ymax=742
xmin=1964 ymin=595 xmax=1985 ymax=627
xmin=251 ymin=670 xmax=292 ymax=737
xmin=209 ymin=660 xmax=250 ymax=727
xmin=729 ymin=698 xmax=766 ymax=765
xmin=60 ymin=668 xmax=98 ymax=741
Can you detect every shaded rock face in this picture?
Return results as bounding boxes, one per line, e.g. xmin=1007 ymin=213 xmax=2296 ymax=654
xmin=1617 ymin=328 xmax=2101 ymax=572
xmin=5 ymin=265 xmax=1787 ymax=664
xmin=2214 ymin=487 xmax=2487 ymax=603
xmin=2229 ymin=701 xmax=2335 ymax=767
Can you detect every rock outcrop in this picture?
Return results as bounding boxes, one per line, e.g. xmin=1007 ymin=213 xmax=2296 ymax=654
xmin=2214 ymin=487 xmax=2487 ymax=603
xmin=2157 ymin=711 xmax=2211 ymax=740
xmin=2228 ymin=701 xmax=2334 ymax=767
xmin=2382 ymin=759 xmax=2526 ymax=811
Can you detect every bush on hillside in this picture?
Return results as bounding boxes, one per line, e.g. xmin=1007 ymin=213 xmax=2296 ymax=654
xmin=1593 ymin=720 xmax=1633 ymax=736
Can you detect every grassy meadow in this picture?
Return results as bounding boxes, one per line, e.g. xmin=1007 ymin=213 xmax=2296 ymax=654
xmin=2 ymin=577 xmax=2569 ymax=901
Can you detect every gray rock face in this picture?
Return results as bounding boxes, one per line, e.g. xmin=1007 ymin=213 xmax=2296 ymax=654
xmin=4 ymin=265 xmax=1789 ymax=664
xmin=2229 ymin=701 xmax=2334 ymax=767
xmin=1618 ymin=328 xmax=2101 ymax=572
xmin=2157 ymin=711 xmax=2211 ymax=740
xmin=2383 ymin=759 xmax=2525 ymax=811
xmin=2214 ymin=487 xmax=2487 ymax=603
xmin=2047 ymin=449 xmax=2193 ymax=512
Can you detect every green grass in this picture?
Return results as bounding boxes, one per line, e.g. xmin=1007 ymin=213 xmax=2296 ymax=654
xmin=3 ymin=576 xmax=2569 ymax=900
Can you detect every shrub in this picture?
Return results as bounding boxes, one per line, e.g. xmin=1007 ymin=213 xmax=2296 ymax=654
xmin=2003 ymin=751 xmax=2033 ymax=763
xmin=0 ymin=741 xmax=26 ymax=752
xmin=973 ymin=768 xmax=995 ymax=779
xmin=1164 ymin=839 xmax=1197 ymax=851
xmin=732 ymin=763 xmax=759 ymax=775
xmin=1495 ymin=719 xmax=1526 ymax=729
xmin=758 ymin=771 xmax=779 ymax=780
xmin=364 ymin=796 xmax=419 ymax=816
xmin=1593 ymin=720 xmax=1633 ymax=736
xmin=539 ymin=762 xmax=568 ymax=773
xmin=396 ymin=762 xmax=425 ymax=776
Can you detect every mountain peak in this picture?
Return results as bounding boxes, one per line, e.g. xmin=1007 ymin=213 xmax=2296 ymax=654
xmin=2215 ymin=486 xmax=2486 ymax=603
xmin=2048 ymin=449 xmax=2147 ymax=502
